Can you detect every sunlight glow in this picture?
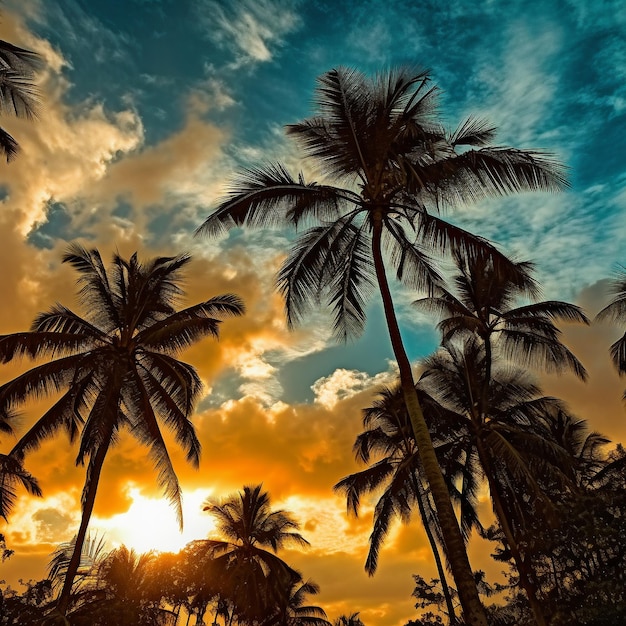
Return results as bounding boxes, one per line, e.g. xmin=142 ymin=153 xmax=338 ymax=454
xmin=91 ymin=485 xmax=218 ymax=554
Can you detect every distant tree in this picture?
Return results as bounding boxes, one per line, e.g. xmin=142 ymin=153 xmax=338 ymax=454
xmin=334 ymin=613 xmax=365 ymax=626
xmin=0 ymin=245 xmax=244 ymax=620
xmin=202 ymin=484 xmax=309 ymax=623
xmin=262 ymin=578 xmax=331 ymax=626
xmin=0 ymin=578 xmax=53 ymax=625
xmin=0 ymin=451 xmax=40 ymax=521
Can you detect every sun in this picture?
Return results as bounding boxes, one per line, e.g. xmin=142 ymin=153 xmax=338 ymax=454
xmin=91 ymin=485 xmax=218 ymax=554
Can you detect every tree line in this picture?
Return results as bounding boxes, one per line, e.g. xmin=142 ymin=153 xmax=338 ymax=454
xmin=0 ymin=39 xmax=625 ymax=625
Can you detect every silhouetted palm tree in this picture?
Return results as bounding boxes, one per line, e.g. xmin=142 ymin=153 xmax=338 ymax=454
xmin=333 ymin=613 xmax=364 ymax=626
xmin=414 ymin=249 xmax=589 ymax=386
xmin=0 ymin=451 xmax=40 ymax=520
xmin=334 ymin=384 xmax=480 ymax=626
xmin=202 ymin=484 xmax=310 ymax=623
xmin=419 ymin=339 xmax=577 ymax=626
xmin=262 ymin=578 xmax=331 ymax=626
xmin=0 ymin=244 xmax=244 ymax=619
xmin=0 ymin=37 xmax=40 ymax=160
xmin=197 ymin=66 xmax=567 ymax=626
xmin=595 ymin=267 xmax=626 ymax=398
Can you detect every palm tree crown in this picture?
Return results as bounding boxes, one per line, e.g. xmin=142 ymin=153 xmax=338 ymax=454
xmin=414 ymin=250 xmax=589 ymax=379
xmin=202 ymin=484 xmax=311 ymax=624
xmin=0 ymin=244 xmax=244 ymax=617
xmin=197 ymin=66 xmax=567 ymax=343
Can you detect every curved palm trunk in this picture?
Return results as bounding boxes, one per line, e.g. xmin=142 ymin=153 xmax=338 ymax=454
xmin=409 ymin=472 xmax=458 ymax=624
xmin=56 ymin=440 xmax=110 ymax=617
xmin=371 ymin=216 xmax=488 ymax=626
xmin=474 ymin=440 xmax=548 ymax=626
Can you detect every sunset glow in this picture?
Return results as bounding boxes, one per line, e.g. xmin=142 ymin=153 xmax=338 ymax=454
xmin=0 ymin=1 xmax=625 ymax=625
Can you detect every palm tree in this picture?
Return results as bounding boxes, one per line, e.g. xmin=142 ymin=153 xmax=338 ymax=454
xmin=262 ymin=578 xmax=331 ymax=626
xmin=334 ymin=384 xmax=480 ymax=626
xmin=419 ymin=339 xmax=580 ymax=626
xmin=196 ymin=66 xmax=567 ymax=625
xmin=202 ymin=484 xmax=310 ymax=624
xmin=413 ymin=249 xmax=589 ymax=387
xmin=0 ymin=450 xmax=41 ymax=520
xmin=0 ymin=37 xmax=40 ymax=160
xmin=0 ymin=244 xmax=245 ymax=619
xmin=333 ymin=614 xmax=364 ymax=626
xmin=595 ymin=267 xmax=626 ymax=398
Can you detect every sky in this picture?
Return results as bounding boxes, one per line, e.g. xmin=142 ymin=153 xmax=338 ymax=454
xmin=0 ymin=0 xmax=625 ymax=624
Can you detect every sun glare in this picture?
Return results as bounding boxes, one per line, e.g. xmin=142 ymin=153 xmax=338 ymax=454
xmin=91 ymin=486 xmax=218 ymax=554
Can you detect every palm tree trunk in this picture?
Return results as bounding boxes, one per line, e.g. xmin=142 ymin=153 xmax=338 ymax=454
xmin=56 ymin=440 xmax=110 ymax=617
xmin=475 ymin=440 xmax=547 ymax=626
xmin=409 ymin=472 xmax=458 ymax=624
xmin=371 ymin=215 xmax=488 ymax=626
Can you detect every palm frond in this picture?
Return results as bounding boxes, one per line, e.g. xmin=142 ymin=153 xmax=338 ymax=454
xmin=0 ymin=125 xmax=18 ymax=161
xmin=328 ymin=224 xmax=375 ymax=341
xmin=196 ymin=164 xmax=349 ymax=236
xmin=384 ymin=218 xmax=443 ymax=292
xmin=135 ymin=295 xmax=244 ymax=352
xmin=0 ymin=453 xmax=42 ymax=520
xmin=276 ymin=218 xmax=354 ymax=329
xmin=128 ymin=391 xmax=184 ymax=529
xmin=449 ymin=117 xmax=497 ymax=147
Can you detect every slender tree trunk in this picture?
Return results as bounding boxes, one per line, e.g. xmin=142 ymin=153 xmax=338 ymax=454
xmin=56 ymin=440 xmax=110 ymax=617
xmin=409 ymin=472 xmax=458 ymax=624
xmin=477 ymin=332 xmax=548 ymax=625
xmin=371 ymin=215 xmax=488 ymax=626
xmin=475 ymin=440 xmax=548 ymax=626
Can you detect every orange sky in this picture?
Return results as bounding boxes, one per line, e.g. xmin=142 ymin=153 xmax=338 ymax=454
xmin=0 ymin=5 xmax=625 ymax=626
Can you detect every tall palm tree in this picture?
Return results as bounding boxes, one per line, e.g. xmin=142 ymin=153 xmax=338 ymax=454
xmin=196 ymin=66 xmax=567 ymax=625
xmin=202 ymin=484 xmax=310 ymax=624
xmin=0 ymin=37 xmax=40 ymax=160
xmin=0 ymin=244 xmax=245 ymax=619
xmin=595 ymin=267 xmax=626 ymax=398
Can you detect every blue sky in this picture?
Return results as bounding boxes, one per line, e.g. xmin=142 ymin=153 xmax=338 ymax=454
xmin=1 ymin=1 xmax=625 ymax=623
xmin=17 ymin=0 xmax=626 ymax=400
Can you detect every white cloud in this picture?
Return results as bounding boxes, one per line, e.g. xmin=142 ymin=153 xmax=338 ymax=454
xmin=312 ymin=365 xmax=398 ymax=410
xmin=198 ymin=0 xmax=302 ymax=67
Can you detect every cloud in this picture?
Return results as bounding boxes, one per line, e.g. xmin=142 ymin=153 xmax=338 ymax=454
xmin=312 ymin=366 xmax=398 ymax=410
xmin=197 ymin=0 xmax=302 ymax=67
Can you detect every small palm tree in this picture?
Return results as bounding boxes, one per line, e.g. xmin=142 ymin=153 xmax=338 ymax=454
xmin=595 ymin=267 xmax=626 ymax=398
xmin=0 ymin=37 xmax=40 ymax=160
xmin=202 ymin=484 xmax=310 ymax=623
xmin=0 ymin=245 xmax=244 ymax=619
xmin=0 ymin=450 xmax=41 ymax=520
xmin=262 ymin=578 xmax=331 ymax=626
xmin=0 ymin=407 xmax=41 ymax=520
xmin=334 ymin=613 xmax=364 ymax=626
xmin=197 ymin=66 xmax=567 ymax=626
